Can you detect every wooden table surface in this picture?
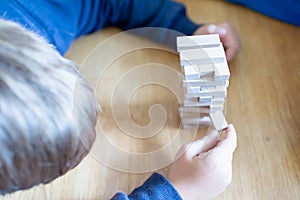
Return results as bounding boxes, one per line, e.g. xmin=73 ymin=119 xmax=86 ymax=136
xmin=2 ymin=0 xmax=300 ymax=199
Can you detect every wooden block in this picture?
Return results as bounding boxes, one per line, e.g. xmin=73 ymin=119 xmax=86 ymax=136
xmin=183 ymin=64 xmax=215 ymax=80
xmin=178 ymin=106 xmax=211 ymax=114
xmin=183 ymin=98 xmax=224 ymax=107
xmin=183 ymin=78 xmax=228 ymax=87
xmin=209 ymin=111 xmax=228 ymax=131
xmin=186 ymin=86 xmax=219 ymax=94
xmin=214 ymin=62 xmax=230 ymax=81
xmin=184 ymin=95 xmax=224 ymax=107
xmin=199 ymin=96 xmax=212 ymax=103
xmin=200 ymin=86 xmax=216 ymax=91
xmin=183 ymin=97 xmax=207 ymax=103
xmin=183 ymin=101 xmax=212 ymax=107
xmin=184 ymin=86 xmax=227 ymax=98
xmin=183 ymin=97 xmax=199 ymax=102
xmin=181 ymin=116 xmax=211 ymax=125
xmin=209 ymin=105 xmax=224 ymax=112
xmin=180 ymin=45 xmax=226 ymax=66
xmin=180 ymin=123 xmax=208 ymax=129
xmin=177 ymin=34 xmax=221 ymax=52
xmin=211 ymin=97 xmax=225 ymax=105
xmin=186 ymin=86 xmax=201 ymax=94
xmin=183 ymin=96 xmax=212 ymax=103
xmin=179 ymin=112 xmax=209 ymax=119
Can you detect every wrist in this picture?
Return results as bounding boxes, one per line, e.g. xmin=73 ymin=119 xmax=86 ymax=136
xmin=166 ymin=177 xmax=185 ymax=199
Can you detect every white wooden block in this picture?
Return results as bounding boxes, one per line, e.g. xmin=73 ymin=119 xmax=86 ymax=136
xmin=179 ymin=112 xmax=209 ymax=119
xmin=186 ymin=86 xmax=201 ymax=94
xmin=184 ymin=97 xmax=223 ymax=107
xmin=181 ymin=116 xmax=211 ymax=125
xmin=183 ymin=101 xmax=212 ymax=107
xmin=214 ymin=62 xmax=230 ymax=81
xmin=178 ymin=106 xmax=211 ymax=114
xmin=211 ymin=97 xmax=225 ymax=105
xmin=209 ymin=111 xmax=228 ymax=131
xmin=184 ymin=95 xmax=213 ymax=103
xmin=180 ymin=45 xmax=226 ymax=66
xmin=183 ymin=96 xmax=205 ymax=106
xmin=183 ymin=64 xmax=215 ymax=80
xmin=183 ymin=96 xmax=209 ymax=103
xmin=201 ymin=86 xmax=216 ymax=91
xmin=183 ymin=78 xmax=228 ymax=87
xmin=186 ymin=86 xmax=217 ymax=94
xmin=181 ymin=123 xmax=208 ymax=129
xmin=199 ymin=96 xmax=212 ymax=103
xmin=210 ymin=105 xmax=224 ymax=112
xmin=184 ymin=97 xmax=199 ymax=102
xmin=177 ymin=34 xmax=221 ymax=52
xmin=185 ymin=86 xmax=227 ymax=98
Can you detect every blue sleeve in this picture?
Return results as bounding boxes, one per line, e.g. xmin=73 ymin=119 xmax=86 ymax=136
xmin=111 ymin=173 xmax=182 ymax=200
xmin=0 ymin=0 xmax=199 ymax=55
xmin=227 ymin=0 xmax=300 ymax=26
xmin=78 ymin=0 xmax=200 ymax=50
xmin=77 ymin=0 xmax=199 ymax=36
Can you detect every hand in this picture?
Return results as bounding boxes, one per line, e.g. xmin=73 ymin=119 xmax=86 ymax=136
xmin=193 ymin=23 xmax=241 ymax=62
xmin=167 ymin=124 xmax=237 ymax=200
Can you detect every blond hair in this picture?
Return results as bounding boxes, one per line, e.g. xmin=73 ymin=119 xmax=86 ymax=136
xmin=0 ymin=19 xmax=98 ymax=194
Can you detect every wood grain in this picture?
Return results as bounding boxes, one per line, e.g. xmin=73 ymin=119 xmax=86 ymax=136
xmin=1 ymin=0 xmax=300 ymax=199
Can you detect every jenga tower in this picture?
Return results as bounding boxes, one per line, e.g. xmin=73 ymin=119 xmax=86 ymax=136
xmin=177 ymin=34 xmax=229 ymax=131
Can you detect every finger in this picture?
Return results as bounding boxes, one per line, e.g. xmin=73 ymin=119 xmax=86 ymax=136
xmin=207 ymin=24 xmax=217 ymax=34
xmin=185 ymin=129 xmax=219 ymax=159
xmin=222 ymin=35 xmax=239 ymax=62
xmin=217 ymin=24 xmax=241 ymax=61
xmin=225 ymin=47 xmax=236 ymax=62
xmin=221 ymin=32 xmax=239 ymax=61
xmin=200 ymin=128 xmax=219 ymax=152
xmin=207 ymin=124 xmax=237 ymax=162
xmin=207 ymin=25 xmax=235 ymax=61
xmin=217 ymin=29 xmax=234 ymax=61
xmin=215 ymin=26 xmax=227 ymax=36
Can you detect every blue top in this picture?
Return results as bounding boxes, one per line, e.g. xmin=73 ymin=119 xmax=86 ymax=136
xmin=1 ymin=0 xmax=199 ymax=55
xmin=111 ymin=173 xmax=182 ymax=200
xmin=0 ymin=0 xmax=198 ymax=199
xmin=227 ymin=0 xmax=300 ymax=26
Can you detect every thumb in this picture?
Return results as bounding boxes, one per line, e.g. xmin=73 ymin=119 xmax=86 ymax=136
xmin=208 ymin=124 xmax=237 ymax=163
xmin=185 ymin=129 xmax=219 ymax=159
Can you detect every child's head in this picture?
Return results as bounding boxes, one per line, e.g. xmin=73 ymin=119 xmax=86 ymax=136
xmin=0 ymin=19 xmax=99 ymax=194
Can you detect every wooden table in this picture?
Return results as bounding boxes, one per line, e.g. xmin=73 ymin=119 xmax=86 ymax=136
xmin=2 ymin=0 xmax=300 ymax=199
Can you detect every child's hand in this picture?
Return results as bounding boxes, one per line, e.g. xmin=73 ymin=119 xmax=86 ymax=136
xmin=167 ymin=125 xmax=237 ymax=200
xmin=193 ymin=23 xmax=241 ymax=62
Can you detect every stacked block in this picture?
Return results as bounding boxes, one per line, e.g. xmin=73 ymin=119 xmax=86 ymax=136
xmin=177 ymin=34 xmax=229 ymax=131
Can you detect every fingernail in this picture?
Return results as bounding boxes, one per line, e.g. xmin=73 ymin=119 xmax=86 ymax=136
xmin=227 ymin=124 xmax=234 ymax=132
xmin=217 ymin=27 xmax=227 ymax=35
xmin=207 ymin=24 xmax=217 ymax=33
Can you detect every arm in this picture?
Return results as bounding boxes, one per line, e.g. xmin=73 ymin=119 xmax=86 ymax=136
xmin=111 ymin=125 xmax=237 ymax=200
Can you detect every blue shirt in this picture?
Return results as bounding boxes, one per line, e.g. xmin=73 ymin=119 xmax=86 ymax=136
xmin=1 ymin=0 xmax=199 ymax=55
